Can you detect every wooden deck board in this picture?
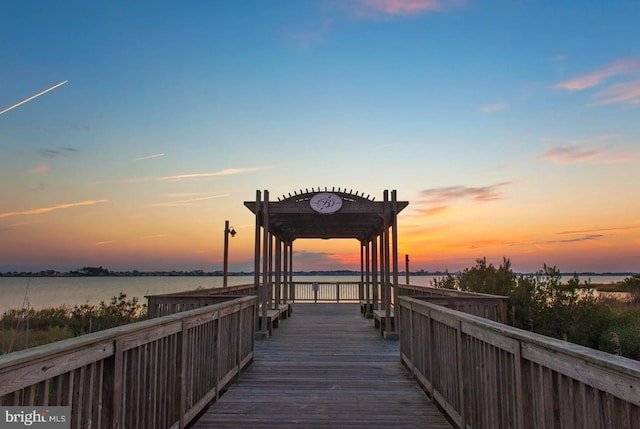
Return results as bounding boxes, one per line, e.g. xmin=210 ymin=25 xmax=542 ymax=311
xmin=192 ymin=303 xmax=453 ymax=429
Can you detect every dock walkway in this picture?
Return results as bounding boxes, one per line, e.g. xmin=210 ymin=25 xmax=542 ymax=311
xmin=193 ymin=303 xmax=452 ymax=429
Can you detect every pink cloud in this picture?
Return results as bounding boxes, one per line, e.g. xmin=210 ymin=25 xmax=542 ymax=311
xmin=538 ymin=145 xmax=600 ymax=164
xmin=590 ymin=81 xmax=640 ymax=105
xmin=480 ymin=102 xmax=508 ymax=113
xmin=419 ymin=182 xmax=513 ymax=205
xmin=361 ymin=0 xmax=443 ymax=14
xmin=554 ymin=58 xmax=640 ymax=91
xmin=27 ymin=164 xmax=49 ymax=174
xmin=538 ymin=144 xmax=634 ymax=165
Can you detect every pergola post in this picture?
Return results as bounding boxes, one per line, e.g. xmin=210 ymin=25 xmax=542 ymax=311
xmin=359 ymin=244 xmax=364 ymax=301
xmin=372 ymin=237 xmax=378 ymax=311
xmin=389 ymin=190 xmax=400 ymax=339
xmin=365 ymin=241 xmax=372 ymax=318
xmin=253 ymin=190 xmax=262 ymax=337
xmin=289 ymin=242 xmax=295 ymax=302
xmin=283 ymin=239 xmax=288 ymax=303
xmin=259 ymin=190 xmax=270 ymax=338
xmin=275 ymin=236 xmax=282 ymax=309
xmin=383 ymin=190 xmax=394 ymax=338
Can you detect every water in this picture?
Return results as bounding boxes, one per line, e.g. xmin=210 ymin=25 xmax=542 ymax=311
xmin=0 ymin=274 xmax=631 ymax=311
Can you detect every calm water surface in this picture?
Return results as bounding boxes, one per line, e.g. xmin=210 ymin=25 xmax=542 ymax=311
xmin=0 ymin=274 xmax=631 ymax=311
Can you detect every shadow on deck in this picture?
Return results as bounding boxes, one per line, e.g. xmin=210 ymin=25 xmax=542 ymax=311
xmin=192 ymin=303 xmax=452 ymax=429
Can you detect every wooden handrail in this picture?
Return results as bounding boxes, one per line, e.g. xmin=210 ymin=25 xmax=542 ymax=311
xmin=0 ymin=296 xmax=256 ymax=429
xmin=398 ymin=296 xmax=640 ymax=429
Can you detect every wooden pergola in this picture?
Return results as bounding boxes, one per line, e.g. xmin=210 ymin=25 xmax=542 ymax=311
xmin=244 ymin=188 xmax=408 ymax=339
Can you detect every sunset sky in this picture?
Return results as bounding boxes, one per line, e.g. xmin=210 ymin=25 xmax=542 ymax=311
xmin=1 ymin=1 xmax=639 ymax=274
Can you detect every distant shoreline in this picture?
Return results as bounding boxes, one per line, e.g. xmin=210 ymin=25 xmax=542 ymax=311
xmin=1 ymin=270 xmax=637 ymax=278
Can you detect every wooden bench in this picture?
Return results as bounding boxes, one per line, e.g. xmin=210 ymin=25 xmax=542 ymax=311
xmin=258 ymin=309 xmax=280 ymax=335
xmin=360 ymin=300 xmax=374 ymax=317
xmin=373 ymin=309 xmax=394 ymax=336
xmin=276 ymin=303 xmax=292 ymax=319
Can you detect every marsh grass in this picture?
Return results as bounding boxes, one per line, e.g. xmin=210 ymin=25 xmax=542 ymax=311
xmin=0 ymin=292 xmax=146 ymax=355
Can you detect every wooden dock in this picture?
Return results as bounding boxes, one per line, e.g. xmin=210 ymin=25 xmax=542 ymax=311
xmin=192 ymin=303 xmax=453 ymax=429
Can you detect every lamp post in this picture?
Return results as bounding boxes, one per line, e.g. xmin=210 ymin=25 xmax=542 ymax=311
xmin=223 ymin=220 xmax=236 ymax=287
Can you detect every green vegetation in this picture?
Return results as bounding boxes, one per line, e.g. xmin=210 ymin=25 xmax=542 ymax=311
xmin=432 ymin=259 xmax=640 ymax=360
xmin=0 ymin=293 xmax=146 ymax=355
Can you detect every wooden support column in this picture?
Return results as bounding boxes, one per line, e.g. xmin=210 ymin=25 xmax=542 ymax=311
xmin=275 ymin=236 xmax=282 ymax=309
xmin=379 ymin=232 xmax=385 ymax=311
xmin=253 ymin=190 xmax=262 ymax=336
xmin=365 ymin=241 xmax=372 ymax=318
xmin=359 ymin=243 xmax=365 ymax=301
xmin=383 ymin=190 xmax=393 ymax=337
xmin=391 ymin=190 xmax=400 ymax=336
xmin=283 ymin=239 xmax=288 ymax=303
xmin=259 ymin=190 xmax=269 ymax=338
xmin=268 ymin=233 xmax=273 ymax=309
xmin=372 ymin=237 xmax=378 ymax=311
xmin=289 ymin=241 xmax=295 ymax=301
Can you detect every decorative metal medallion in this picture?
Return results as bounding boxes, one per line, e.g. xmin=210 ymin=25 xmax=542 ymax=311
xmin=309 ymin=192 xmax=343 ymax=215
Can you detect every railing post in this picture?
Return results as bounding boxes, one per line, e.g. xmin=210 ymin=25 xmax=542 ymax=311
xmin=456 ymin=320 xmax=466 ymax=429
xmin=336 ymin=282 xmax=340 ymax=303
xmin=178 ymin=321 xmax=188 ymax=429
xmin=111 ymin=339 xmax=124 ymax=429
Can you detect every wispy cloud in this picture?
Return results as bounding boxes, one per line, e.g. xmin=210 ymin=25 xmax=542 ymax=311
xmin=418 ymin=182 xmax=513 ymax=205
xmin=356 ymin=0 xmax=453 ymax=16
xmin=149 ymin=195 xmax=228 ymax=207
xmin=538 ymin=145 xmax=601 ymax=165
xmin=480 ymin=102 xmax=508 ymax=113
xmin=0 ymin=200 xmax=108 ymax=219
xmin=554 ymin=58 xmax=640 ymax=91
xmin=556 ymin=225 xmax=640 ymax=235
xmin=27 ymin=164 xmax=49 ymax=174
xmin=92 ymin=166 xmax=271 ymax=184
xmin=591 ymin=81 xmax=640 ymax=105
xmin=94 ymin=240 xmax=115 ymax=246
xmin=538 ymin=135 xmax=635 ymax=165
xmin=419 ymin=205 xmax=449 ymax=216
xmin=39 ymin=147 xmax=78 ymax=158
xmin=134 ymin=153 xmax=165 ymax=161
xmin=547 ymin=234 xmax=603 ymax=244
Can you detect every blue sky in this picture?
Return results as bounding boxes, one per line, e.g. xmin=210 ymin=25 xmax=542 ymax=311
xmin=1 ymin=1 xmax=639 ymax=273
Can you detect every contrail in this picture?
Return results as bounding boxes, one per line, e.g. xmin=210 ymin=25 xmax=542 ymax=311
xmin=0 ymin=80 xmax=68 ymax=116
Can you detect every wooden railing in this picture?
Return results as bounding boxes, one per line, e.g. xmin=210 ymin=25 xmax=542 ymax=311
xmin=0 ymin=296 xmax=256 ymax=429
xmin=398 ymin=296 xmax=640 ymax=429
xmin=289 ymin=281 xmax=362 ymax=302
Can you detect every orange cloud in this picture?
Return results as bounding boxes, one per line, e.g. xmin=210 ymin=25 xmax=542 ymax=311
xmin=554 ymin=58 xmax=640 ymax=91
xmin=419 ymin=205 xmax=449 ymax=216
xmin=94 ymin=240 xmax=115 ymax=246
